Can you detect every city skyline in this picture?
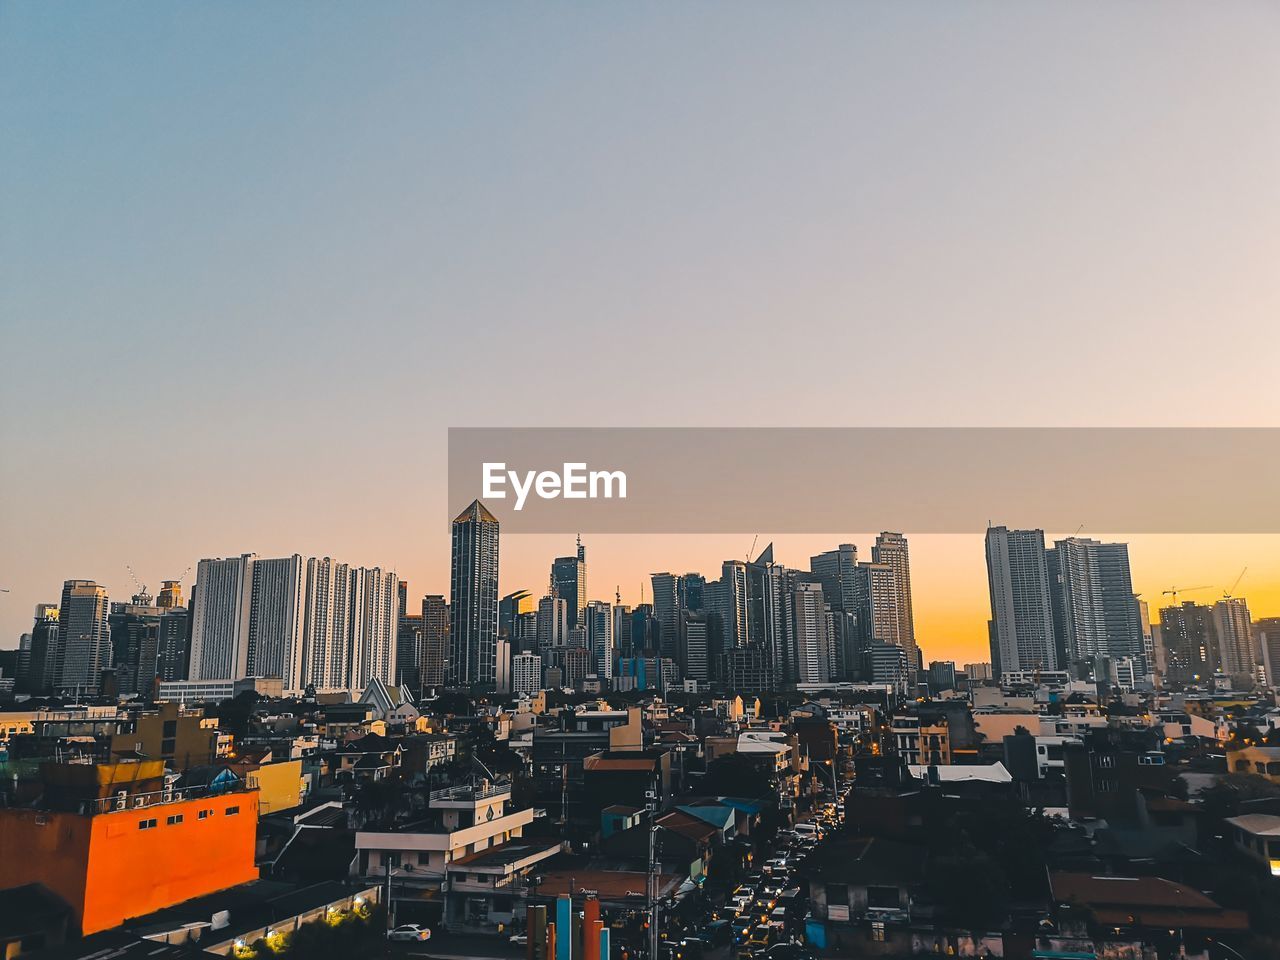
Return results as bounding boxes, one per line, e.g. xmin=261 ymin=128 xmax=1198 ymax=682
xmin=6 ymin=524 xmax=1280 ymax=668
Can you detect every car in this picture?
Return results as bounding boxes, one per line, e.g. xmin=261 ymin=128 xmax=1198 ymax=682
xmin=761 ymin=944 xmax=817 ymax=960
xmin=509 ymin=933 xmax=528 ymax=946
xmin=763 ymin=857 xmax=789 ymax=874
xmin=387 ymin=923 xmax=432 ymax=942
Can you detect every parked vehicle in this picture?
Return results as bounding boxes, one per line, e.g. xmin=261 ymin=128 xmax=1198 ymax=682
xmin=387 ymin=924 xmax=431 ymax=942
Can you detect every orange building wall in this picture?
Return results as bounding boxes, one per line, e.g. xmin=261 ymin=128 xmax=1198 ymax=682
xmin=0 ymin=791 xmax=260 ymax=935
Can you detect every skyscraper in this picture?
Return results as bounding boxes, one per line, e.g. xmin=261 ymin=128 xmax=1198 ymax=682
xmin=537 ymin=594 xmax=568 ymax=651
xmin=25 ymin=604 xmax=60 ymax=694
xmin=792 ymin=581 xmax=832 ymax=684
xmin=584 ymin=599 xmax=614 ymax=679
xmin=449 ymin=500 xmax=500 ymax=688
xmin=1213 ymin=596 xmax=1254 ymax=678
xmin=810 ymin=544 xmax=859 ymax=613
xmin=247 ymin=554 xmax=306 ymax=688
xmin=348 ymin=566 xmax=399 ymax=692
xmin=156 ymin=580 xmax=184 ymax=610
xmin=157 ymin=605 xmax=191 ymax=682
xmin=1046 ymin=538 xmax=1143 ymax=670
xmin=650 ymin=572 xmax=683 ymax=661
xmin=56 ymin=580 xmax=111 ymax=692
xmin=550 ymin=538 xmax=587 ymax=631
xmin=420 ymin=595 xmax=449 ymax=688
xmin=109 ymin=595 xmax=162 ymax=697
xmin=1159 ymin=601 xmax=1216 ymax=685
xmin=190 ymin=555 xmax=255 ymax=681
xmin=499 ymin=589 xmax=536 ymax=652
xmin=853 ymin=562 xmax=900 ymax=651
xmin=985 ymin=527 xmax=1058 ymax=675
xmin=1256 ymin=618 xmax=1280 ymax=687
xmin=872 ymin=533 xmax=917 ymax=677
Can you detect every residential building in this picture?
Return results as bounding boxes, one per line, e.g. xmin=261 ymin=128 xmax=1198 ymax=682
xmin=873 ymin=533 xmax=918 ymax=678
xmin=55 ymin=579 xmax=111 ymax=692
xmin=108 ymin=596 xmax=162 ymax=698
xmin=0 ymin=759 xmax=258 ymax=935
xmin=512 ymin=652 xmax=543 ymax=695
xmin=449 ymin=500 xmax=500 ymax=688
xmin=1213 ymin=596 xmax=1255 ymax=678
xmin=1046 ymin=538 xmax=1143 ymax=670
xmin=985 ymin=527 xmax=1058 ymax=674
xmin=550 ymin=538 xmax=587 ymax=630
xmin=355 ymin=780 xmax=559 ymax=932
xmin=190 ymin=556 xmax=255 ymax=681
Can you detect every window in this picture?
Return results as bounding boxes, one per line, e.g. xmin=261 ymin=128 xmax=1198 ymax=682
xmin=167 ymin=814 xmax=184 ymax=825
xmin=1097 ymin=756 xmax=1115 ymax=769
xmin=867 ymin=886 xmax=899 ymax=910
xmin=138 ymin=818 xmax=158 ymax=830
xmin=226 ymin=805 xmax=240 ymax=816
xmin=198 ymin=809 xmax=210 ymax=820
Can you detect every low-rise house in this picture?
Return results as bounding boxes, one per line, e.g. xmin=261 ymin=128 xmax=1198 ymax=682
xmin=1224 ymin=813 xmax=1280 ymax=876
xmin=353 ymin=779 xmax=559 ymax=933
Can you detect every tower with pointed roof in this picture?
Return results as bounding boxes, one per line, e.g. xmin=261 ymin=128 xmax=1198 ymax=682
xmin=449 ymin=499 xmax=500 ymax=687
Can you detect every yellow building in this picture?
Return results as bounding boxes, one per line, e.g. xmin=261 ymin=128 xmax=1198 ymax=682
xmin=240 ymin=759 xmax=305 ymax=815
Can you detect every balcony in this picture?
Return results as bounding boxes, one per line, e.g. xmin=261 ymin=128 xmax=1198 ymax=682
xmin=85 ymin=781 xmax=250 ymax=816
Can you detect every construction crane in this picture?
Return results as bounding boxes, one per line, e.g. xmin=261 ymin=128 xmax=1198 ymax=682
xmin=1222 ymin=567 xmax=1248 ymax=600
xmin=125 ymin=564 xmax=148 ymax=598
xmin=170 ymin=566 xmax=192 ymax=585
xmin=747 ymin=534 xmax=758 ymax=563
xmin=1162 ymin=585 xmax=1210 ymax=604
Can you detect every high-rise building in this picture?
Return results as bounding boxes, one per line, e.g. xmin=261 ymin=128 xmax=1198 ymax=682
xmin=24 ymin=604 xmax=60 ymax=694
xmin=872 ymin=533 xmax=917 ymax=677
xmin=500 ymin=589 xmax=536 ymax=652
xmin=928 ymin=660 xmax=957 ymax=691
xmin=985 ymin=527 xmax=1058 ymax=675
xmin=348 ymin=566 xmax=399 ymax=693
xmin=512 ymin=652 xmax=543 ymax=696
xmin=650 ymin=572 xmax=683 ymax=661
xmin=190 ymin=555 xmax=255 ymax=681
xmin=1045 ymin=538 xmax=1143 ymax=671
xmin=537 ymin=595 xmax=568 ymax=651
xmin=964 ymin=662 xmax=994 ymax=682
xmin=157 ymin=606 xmax=191 ymax=682
xmin=584 ymin=599 xmax=614 ymax=678
xmin=420 ymin=595 xmax=449 ymax=688
xmin=792 ymin=581 xmax=831 ymax=685
xmin=551 ymin=538 xmax=587 ymax=631
xmin=746 ymin=545 xmax=784 ymax=689
xmin=1158 ymin=601 xmax=1216 ymax=685
xmin=449 ymin=500 xmax=500 ymax=688
xmin=611 ymin=601 xmax=632 ymax=661
xmin=678 ymin=611 xmax=710 ymax=683
xmin=56 ymin=580 xmax=111 ymax=692
xmin=156 ymin=580 xmax=184 ymax=610
xmin=681 ymin=573 xmax=706 ymax=613
xmin=1256 ymin=618 xmax=1280 ymax=687
xmin=853 ymin=562 xmax=900 ymax=650
xmin=1213 ymin=597 xmax=1254 ymax=678
xmin=109 ymin=596 xmax=162 ymax=697
xmin=810 ymin=544 xmax=859 ymax=612
xmin=247 ymin=554 xmax=306 ymax=688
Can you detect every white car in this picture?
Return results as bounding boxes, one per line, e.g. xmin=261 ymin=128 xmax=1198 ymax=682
xmin=387 ymin=924 xmax=432 ymax=942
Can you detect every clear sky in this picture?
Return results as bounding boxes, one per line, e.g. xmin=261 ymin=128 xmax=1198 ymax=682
xmin=2 ymin=3 xmax=1279 ymax=661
